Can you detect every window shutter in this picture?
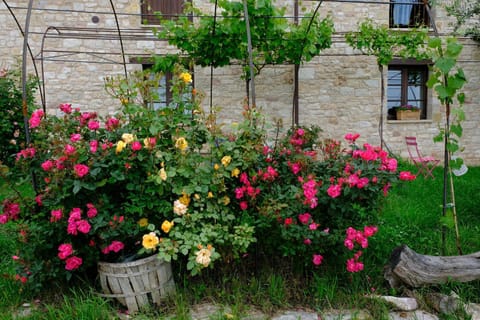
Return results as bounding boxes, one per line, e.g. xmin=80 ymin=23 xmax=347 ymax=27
xmin=141 ymin=0 xmax=185 ymax=25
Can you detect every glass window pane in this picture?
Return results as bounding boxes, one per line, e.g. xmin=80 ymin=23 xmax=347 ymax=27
xmin=388 ymin=70 xmax=402 ymax=85
xmin=407 ymin=85 xmax=421 ymax=101
xmin=387 ymin=87 xmax=401 ymax=101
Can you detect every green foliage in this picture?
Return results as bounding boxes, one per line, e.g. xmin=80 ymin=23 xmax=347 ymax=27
xmin=445 ymin=0 xmax=480 ymax=42
xmin=428 ymin=37 xmax=467 ymax=161
xmin=155 ymin=0 xmax=334 ymax=79
xmin=0 ymin=67 xmax=38 ymax=167
xmin=345 ymin=19 xmax=429 ymax=65
xmin=6 ymin=66 xmax=257 ymax=290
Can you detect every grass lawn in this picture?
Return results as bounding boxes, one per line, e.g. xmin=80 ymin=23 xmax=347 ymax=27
xmin=1 ymin=164 xmax=479 ymax=319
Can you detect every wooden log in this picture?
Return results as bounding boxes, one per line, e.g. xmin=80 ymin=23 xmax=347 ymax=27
xmin=384 ymin=245 xmax=480 ymax=288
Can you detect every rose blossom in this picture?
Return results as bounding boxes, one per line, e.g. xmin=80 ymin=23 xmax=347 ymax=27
xmin=74 ymin=164 xmax=89 ymax=178
xmin=76 ymin=220 xmax=91 ymax=234
xmin=312 ymin=254 xmax=323 ymax=266
xmin=50 ymin=209 xmax=63 ymax=222
xmin=58 ymin=243 xmax=73 ymax=260
xmin=59 ymin=103 xmax=72 ymax=114
xmin=41 ymin=159 xmax=55 ymax=171
xmin=298 ymin=213 xmax=311 ymax=225
xmin=87 ymin=120 xmax=100 ymax=130
xmin=65 ymin=256 xmax=83 ymax=270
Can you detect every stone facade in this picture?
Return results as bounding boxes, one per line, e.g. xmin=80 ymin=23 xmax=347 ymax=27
xmin=1 ymin=0 xmax=479 ymax=164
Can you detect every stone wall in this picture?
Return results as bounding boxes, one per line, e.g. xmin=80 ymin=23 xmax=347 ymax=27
xmin=0 ymin=0 xmax=479 ymax=164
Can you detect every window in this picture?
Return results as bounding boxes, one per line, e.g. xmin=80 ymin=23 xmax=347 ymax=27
xmin=387 ymin=62 xmax=429 ymax=120
xmin=389 ymin=0 xmax=430 ymax=28
xmin=142 ymin=65 xmax=173 ymax=109
xmin=141 ymin=0 xmax=185 ymax=25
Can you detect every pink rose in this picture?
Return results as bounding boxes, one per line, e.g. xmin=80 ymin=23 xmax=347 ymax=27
xmin=65 ymin=256 xmax=82 ymax=270
xmin=89 ymin=140 xmax=98 ymax=153
xmin=41 ymin=160 xmax=55 ymax=171
xmin=327 ymin=184 xmax=341 ymax=198
xmin=108 ymin=241 xmax=125 ymax=253
xmin=298 ymin=213 xmax=311 ymax=225
xmin=50 ymin=209 xmax=63 ymax=222
xmin=87 ymin=120 xmax=100 ymax=131
xmin=344 ymin=239 xmax=354 ymax=250
xmin=0 ymin=213 xmax=9 ymax=224
xmin=70 ymin=133 xmax=81 ymax=143
xmin=363 ymin=225 xmax=378 ymax=237
xmin=284 ymin=217 xmax=293 ymax=226
xmin=399 ymin=171 xmax=416 ymax=181
xmin=105 ymin=117 xmax=119 ymax=131
xmin=67 ymin=222 xmax=78 ymax=235
xmin=58 ymin=243 xmax=73 ymax=260
xmin=303 ymin=238 xmax=312 ymax=245
xmin=68 ymin=208 xmax=82 ymax=222
xmin=344 ymin=133 xmax=360 ymax=144
xmin=74 ymin=164 xmax=89 ymax=178
xmin=59 ymin=103 xmax=72 ymax=114
xmin=239 ymin=201 xmax=248 ymax=210
xmin=64 ymin=144 xmax=76 ymax=155
xmin=312 ymin=254 xmax=323 ymax=266
xmin=131 ymin=141 xmax=142 ymax=151
xmin=86 ymin=203 xmax=97 ymax=218
xmin=76 ymin=220 xmax=91 ymax=234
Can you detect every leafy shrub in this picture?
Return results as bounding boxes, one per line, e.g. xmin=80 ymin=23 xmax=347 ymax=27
xmin=0 ymin=67 xmax=37 ymax=167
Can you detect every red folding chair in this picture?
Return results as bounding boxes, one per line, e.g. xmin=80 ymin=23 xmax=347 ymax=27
xmin=405 ymin=136 xmax=440 ymax=179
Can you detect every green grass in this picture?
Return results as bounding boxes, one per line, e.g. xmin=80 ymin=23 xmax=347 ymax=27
xmin=0 ymin=165 xmax=479 ymax=319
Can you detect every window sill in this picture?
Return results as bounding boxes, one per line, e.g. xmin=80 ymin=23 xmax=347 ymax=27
xmin=387 ymin=119 xmax=432 ymax=124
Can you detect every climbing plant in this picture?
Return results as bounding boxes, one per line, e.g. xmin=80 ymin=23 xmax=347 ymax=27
xmin=154 ymin=0 xmax=334 ymax=98
xmin=444 ymin=0 xmax=480 ymax=42
xmin=345 ymin=20 xmax=429 ymax=146
xmin=427 ymin=37 xmax=467 ymax=254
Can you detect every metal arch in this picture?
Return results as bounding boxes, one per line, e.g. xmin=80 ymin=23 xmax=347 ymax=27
xmin=21 ymin=0 xmax=34 ymax=147
xmin=209 ymin=0 xmax=219 ymax=114
xmin=39 ymin=26 xmax=61 ymax=109
xmin=243 ymin=0 xmax=256 ymax=108
xmin=2 ymin=0 xmax=45 ymax=112
xmin=109 ymin=0 xmax=128 ymax=80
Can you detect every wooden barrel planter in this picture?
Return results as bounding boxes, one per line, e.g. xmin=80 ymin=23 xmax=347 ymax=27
xmin=97 ymin=254 xmax=175 ymax=313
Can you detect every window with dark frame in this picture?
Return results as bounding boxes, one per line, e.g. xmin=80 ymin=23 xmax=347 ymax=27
xmin=389 ymin=0 xmax=430 ymax=28
xmin=141 ymin=0 xmax=185 ymax=25
xmin=142 ymin=64 xmax=173 ymax=110
xmin=387 ymin=62 xmax=429 ymax=120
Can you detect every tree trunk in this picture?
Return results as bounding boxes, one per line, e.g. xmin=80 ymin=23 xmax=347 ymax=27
xmin=384 ymin=245 xmax=480 ymax=288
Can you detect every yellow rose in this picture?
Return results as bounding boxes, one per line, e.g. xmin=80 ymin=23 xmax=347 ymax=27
xmin=221 ymin=156 xmax=232 ymax=167
xmin=222 ymin=196 xmax=230 ymax=205
xmin=179 ymin=193 xmax=191 ymax=206
xmin=207 ymin=192 xmax=214 ymax=198
xmin=194 ymin=194 xmax=201 ymax=200
xmin=121 ymin=133 xmax=135 ymax=144
xmin=138 ymin=218 xmax=148 ymax=227
xmin=161 ymin=220 xmax=174 ymax=233
xmin=175 ymin=137 xmax=188 ymax=151
xmin=231 ymin=168 xmax=240 ymax=178
xmin=116 ymin=140 xmax=126 ymax=154
xmin=143 ymin=137 xmax=155 ymax=149
xmin=179 ymin=72 xmax=192 ymax=84
xmin=195 ymin=247 xmax=212 ymax=267
xmin=214 ymin=163 xmax=220 ymax=170
xmin=173 ymin=200 xmax=188 ymax=216
xmin=142 ymin=232 xmax=159 ymax=250
xmin=159 ymin=168 xmax=167 ymax=181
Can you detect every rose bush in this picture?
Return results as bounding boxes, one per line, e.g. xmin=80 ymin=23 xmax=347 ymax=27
xmin=230 ymin=127 xmax=417 ymax=269
xmin=2 ymin=65 xmax=417 ymax=292
xmin=4 ymin=67 xmax=257 ymax=290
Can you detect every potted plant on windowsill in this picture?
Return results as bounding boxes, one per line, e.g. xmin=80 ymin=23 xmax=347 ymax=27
xmin=395 ymin=104 xmax=420 ymax=120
